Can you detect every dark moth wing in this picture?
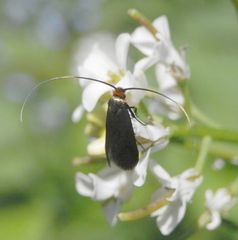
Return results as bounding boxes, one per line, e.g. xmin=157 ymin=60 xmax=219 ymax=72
xmin=105 ymin=98 xmax=139 ymax=170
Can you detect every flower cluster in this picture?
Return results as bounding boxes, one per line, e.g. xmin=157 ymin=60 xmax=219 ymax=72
xmin=72 ymin=10 xmax=237 ymax=236
xmin=199 ymin=187 xmax=237 ymax=230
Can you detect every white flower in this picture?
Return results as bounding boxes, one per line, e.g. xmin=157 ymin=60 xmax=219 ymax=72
xmin=231 ymin=157 xmax=238 ymax=166
xmin=131 ymin=15 xmax=190 ymax=78
xmin=212 ymin=158 xmax=226 ymax=171
xmin=204 ymin=188 xmax=236 ymax=230
xmin=75 ymin=148 xmax=151 ymax=225
xmin=150 ymin=162 xmax=203 ymax=235
xmin=131 ymin=15 xmax=190 ymax=120
xmin=153 ymin=64 xmax=185 ymax=120
xmin=73 ymin=33 xmax=156 ymax=122
xmin=131 ymin=118 xmax=169 ymax=151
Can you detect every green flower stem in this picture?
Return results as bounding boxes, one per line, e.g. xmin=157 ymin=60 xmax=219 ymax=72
xmin=184 ymin=139 xmax=238 ymax=160
xmin=229 ymin=177 xmax=238 ymax=196
xmin=171 ymin=125 xmax=238 ymax=143
xmin=72 ymin=156 xmax=103 ymax=166
xmin=195 ymin=136 xmax=212 ymax=173
xmin=191 ymin=104 xmax=221 ymax=128
xmin=222 ymin=218 xmax=238 ymax=232
xmin=128 ymin=9 xmax=159 ymax=40
xmin=118 ymin=189 xmax=174 ymax=221
xmin=206 ymin=142 xmax=238 ymax=159
xmin=171 ymin=124 xmax=238 ymax=160
xmin=232 ymin=0 xmax=238 ymax=13
xmin=179 ymin=81 xmax=192 ymax=118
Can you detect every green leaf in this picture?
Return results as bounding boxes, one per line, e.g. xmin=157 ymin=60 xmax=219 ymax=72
xmin=232 ymin=0 xmax=238 ymax=13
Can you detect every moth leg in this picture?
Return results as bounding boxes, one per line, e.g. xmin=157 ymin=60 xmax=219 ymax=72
xmin=128 ymin=106 xmax=146 ymax=126
xmin=129 ymin=106 xmax=137 ymax=115
xmin=136 ymin=139 xmax=146 ymax=151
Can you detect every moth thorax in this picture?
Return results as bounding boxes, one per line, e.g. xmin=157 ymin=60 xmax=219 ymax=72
xmin=113 ymin=87 xmax=126 ymax=99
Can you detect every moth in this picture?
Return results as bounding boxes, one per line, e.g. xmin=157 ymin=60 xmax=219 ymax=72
xmin=21 ymin=76 xmax=189 ymax=170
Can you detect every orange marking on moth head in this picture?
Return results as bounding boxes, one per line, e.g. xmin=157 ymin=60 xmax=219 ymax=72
xmin=113 ymin=87 xmax=126 ymax=99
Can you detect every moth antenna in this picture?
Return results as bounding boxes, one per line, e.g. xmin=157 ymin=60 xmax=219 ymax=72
xmin=124 ymin=87 xmax=191 ymax=127
xmin=20 ymin=75 xmax=116 ymax=122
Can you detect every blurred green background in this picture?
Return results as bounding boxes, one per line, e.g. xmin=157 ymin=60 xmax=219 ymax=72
xmin=1 ymin=0 xmax=238 ymax=239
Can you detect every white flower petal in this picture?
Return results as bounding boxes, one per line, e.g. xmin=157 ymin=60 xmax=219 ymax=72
xmin=76 ymin=167 xmax=133 ymax=201
xmin=134 ymin=54 xmax=158 ymax=73
xmin=132 ymin=120 xmax=169 ymax=142
xmin=205 ymin=188 xmax=233 ymax=212
xmin=204 ymin=188 xmax=237 ymax=231
xmin=77 ymin=66 xmax=98 ymax=87
xmin=131 ymin=25 xmax=157 ymax=56
xmin=73 ymin=34 xmax=116 ymax=89
xmin=163 ymin=87 xmax=185 ymax=106
xmin=132 ymin=120 xmax=169 ymax=152
xmin=133 ymin=148 xmax=151 ymax=187
xmin=72 ymin=104 xmax=84 ymax=122
xmin=116 ymin=71 xmax=145 ymax=105
xmin=215 ymin=189 xmax=232 ymax=209
xmin=131 ymin=15 xmax=178 ymax=67
xmin=102 ymin=199 xmax=121 ymax=226
xmin=165 ymin=45 xmax=189 ymax=74
xmin=205 ymin=189 xmax=213 ymax=204
xmin=150 ymin=139 xmax=169 ymax=154
xmin=98 ymin=164 xmax=123 ymax=179
xmin=151 ymin=188 xmax=172 ymax=216
xmin=90 ymin=169 xmax=133 ymax=201
xmin=116 ymin=71 xmax=139 ymax=89
xmin=179 ymin=168 xmax=199 ymax=180
xmin=155 ymin=64 xmax=184 ymax=107
xmin=155 ymin=64 xmax=177 ymax=90
xmin=206 ymin=211 xmax=221 ymax=230
xmin=212 ymin=158 xmax=226 ymax=171
xmin=153 ymin=16 xmax=171 ymax=42
xmin=89 ymin=173 xmax=118 ymax=200
xmin=87 ymin=136 xmax=105 ymax=156
xmin=150 ymin=164 xmax=202 ymax=235
xmin=155 ymin=41 xmax=172 ymax=63
xmin=78 ymin=44 xmax=118 ymax=80
xmin=231 ymin=157 xmax=238 ymax=165
xmin=115 ymin=33 xmax=131 ymax=69
xmin=98 ymin=166 xmax=134 ymax=201
xmin=150 ymin=161 xmax=172 ymax=185
xmin=131 ymin=14 xmax=189 ymax=79
xmin=155 ymin=200 xmax=186 ymax=235
xmin=169 ymin=170 xmax=202 ymax=202
xmin=82 ymin=82 xmax=111 ymax=112
xmin=76 ymin=172 xmax=94 ymax=197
